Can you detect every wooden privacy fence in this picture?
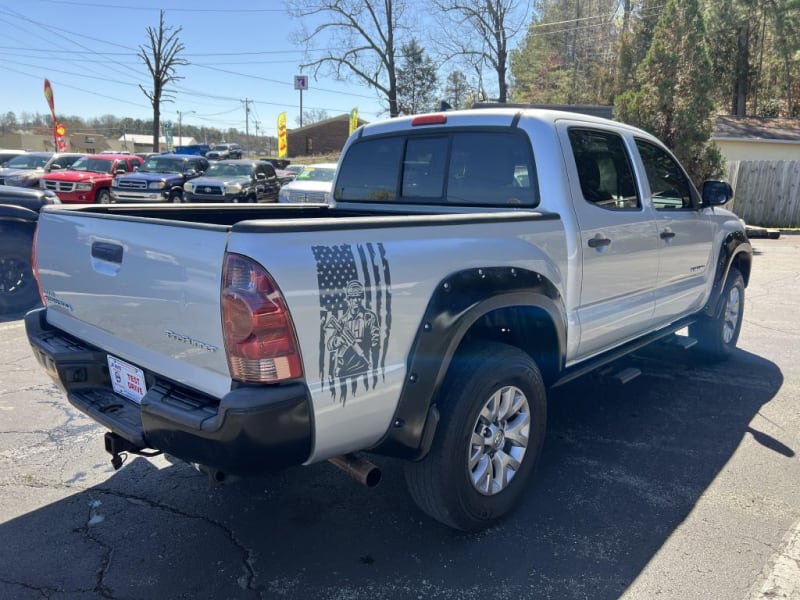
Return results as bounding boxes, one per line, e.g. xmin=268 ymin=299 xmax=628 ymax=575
xmin=726 ymin=160 xmax=800 ymax=227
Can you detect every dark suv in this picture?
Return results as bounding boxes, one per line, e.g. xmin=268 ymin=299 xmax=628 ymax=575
xmin=206 ymin=143 xmax=242 ymax=160
xmin=183 ymin=160 xmax=280 ymax=203
xmin=110 ymin=154 xmax=209 ymax=203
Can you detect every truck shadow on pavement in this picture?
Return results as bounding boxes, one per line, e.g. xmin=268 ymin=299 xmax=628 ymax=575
xmin=0 ymin=347 xmax=784 ymax=599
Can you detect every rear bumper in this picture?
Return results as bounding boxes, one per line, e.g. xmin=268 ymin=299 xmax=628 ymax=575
xmin=25 ymin=308 xmax=313 ymax=475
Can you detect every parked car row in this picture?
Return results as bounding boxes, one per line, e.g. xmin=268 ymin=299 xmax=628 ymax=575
xmin=1 ymin=148 xmax=336 ymax=206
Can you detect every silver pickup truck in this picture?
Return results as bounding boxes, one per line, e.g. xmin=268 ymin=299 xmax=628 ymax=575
xmin=26 ymin=108 xmax=752 ymax=531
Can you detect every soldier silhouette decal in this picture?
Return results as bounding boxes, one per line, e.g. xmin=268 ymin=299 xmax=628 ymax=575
xmin=313 ymin=243 xmax=392 ymax=404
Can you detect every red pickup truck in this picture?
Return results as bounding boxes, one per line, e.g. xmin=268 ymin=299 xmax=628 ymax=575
xmin=40 ymin=153 xmax=142 ymax=204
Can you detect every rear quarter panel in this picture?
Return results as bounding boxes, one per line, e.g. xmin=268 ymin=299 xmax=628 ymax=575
xmin=226 ymin=215 xmax=568 ymax=462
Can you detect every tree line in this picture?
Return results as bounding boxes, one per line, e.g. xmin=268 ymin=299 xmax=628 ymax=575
xmin=286 ymin=0 xmax=799 ymax=181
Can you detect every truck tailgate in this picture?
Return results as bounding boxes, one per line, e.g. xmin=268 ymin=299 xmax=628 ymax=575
xmin=35 ymin=210 xmax=233 ymax=398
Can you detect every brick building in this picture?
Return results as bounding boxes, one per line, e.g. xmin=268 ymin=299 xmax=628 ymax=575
xmin=287 ymin=114 xmax=367 ymax=157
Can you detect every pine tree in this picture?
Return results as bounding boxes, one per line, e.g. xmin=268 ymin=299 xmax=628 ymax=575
xmin=396 ymin=39 xmax=438 ymax=115
xmin=615 ymin=0 xmax=723 ymax=183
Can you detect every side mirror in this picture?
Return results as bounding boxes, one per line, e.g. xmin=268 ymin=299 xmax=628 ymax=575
xmin=115 ymin=168 xmax=126 ymax=175
xmin=255 ymin=173 xmax=266 ymax=181
xmin=702 ymin=180 xmax=733 ymax=207
xmin=49 ymin=163 xmax=62 ymax=171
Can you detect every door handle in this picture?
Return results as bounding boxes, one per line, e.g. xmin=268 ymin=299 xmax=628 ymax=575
xmin=587 ymin=237 xmax=611 ymax=248
xmin=660 ymin=231 xmax=676 ymax=240
xmin=91 ymin=241 xmax=123 ymax=264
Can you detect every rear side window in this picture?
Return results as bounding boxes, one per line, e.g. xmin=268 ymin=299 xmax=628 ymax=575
xmin=334 ymin=131 xmax=538 ymax=207
xmin=568 ymin=128 xmax=640 ymax=210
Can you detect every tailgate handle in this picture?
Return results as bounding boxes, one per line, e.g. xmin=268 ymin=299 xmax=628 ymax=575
xmin=587 ymin=236 xmax=611 ymax=248
xmin=91 ymin=242 xmax=123 ymax=264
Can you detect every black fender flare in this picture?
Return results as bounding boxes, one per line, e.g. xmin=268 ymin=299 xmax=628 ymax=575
xmin=0 ymin=204 xmax=39 ymax=223
xmin=703 ymin=231 xmax=752 ymax=317
xmin=371 ymin=266 xmax=566 ymax=459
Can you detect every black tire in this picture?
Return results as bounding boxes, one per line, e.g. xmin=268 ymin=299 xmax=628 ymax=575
xmin=404 ymin=342 xmax=547 ymax=531
xmin=169 ymin=190 xmax=183 ymax=203
xmin=0 ymin=229 xmax=40 ymax=314
xmin=689 ymin=267 xmax=745 ymax=361
xmin=96 ymin=189 xmax=111 ymax=204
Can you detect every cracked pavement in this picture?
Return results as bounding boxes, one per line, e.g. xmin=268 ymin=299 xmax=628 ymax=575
xmin=0 ymin=235 xmax=799 ymax=600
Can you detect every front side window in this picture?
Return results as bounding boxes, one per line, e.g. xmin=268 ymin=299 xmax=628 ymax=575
xmin=635 ymin=140 xmax=694 ymax=210
xmin=335 ymin=131 xmax=538 ymax=207
xmin=568 ymin=128 xmax=640 ymax=210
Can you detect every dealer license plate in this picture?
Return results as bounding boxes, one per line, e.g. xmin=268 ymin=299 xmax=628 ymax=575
xmin=107 ymin=355 xmax=147 ymax=404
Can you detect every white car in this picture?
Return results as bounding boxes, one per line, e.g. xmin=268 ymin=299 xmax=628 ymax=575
xmin=277 ymin=162 xmax=337 ymax=203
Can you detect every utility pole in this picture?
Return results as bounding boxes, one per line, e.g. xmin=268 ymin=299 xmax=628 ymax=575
xmin=254 ymin=120 xmax=261 ymax=154
xmin=241 ymin=99 xmax=253 ymax=152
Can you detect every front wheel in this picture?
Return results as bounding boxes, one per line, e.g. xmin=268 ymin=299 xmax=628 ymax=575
xmin=689 ymin=267 xmax=745 ymax=361
xmin=404 ymin=342 xmax=547 ymax=531
xmin=95 ymin=189 xmax=111 ymax=204
xmin=169 ymin=190 xmax=183 ymax=203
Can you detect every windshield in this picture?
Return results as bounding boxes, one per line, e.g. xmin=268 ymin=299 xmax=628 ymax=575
xmin=69 ymin=157 xmax=114 ymax=174
xmin=4 ymin=154 xmax=51 ymax=169
xmin=211 ymin=144 xmax=231 ymax=151
xmin=205 ymin=163 xmax=251 ymax=177
xmin=140 ymin=157 xmax=186 ymax=174
xmin=297 ymin=166 xmax=335 ymax=182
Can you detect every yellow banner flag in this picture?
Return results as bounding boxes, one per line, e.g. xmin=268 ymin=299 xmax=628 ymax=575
xmin=278 ymin=112 xmax=287 ymax=158
xmin=349 ymin=107 xmax=359 ymax=135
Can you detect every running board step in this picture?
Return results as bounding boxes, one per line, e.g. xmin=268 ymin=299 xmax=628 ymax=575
xmin=596 ymin=366 xmax=642 ymax=385
xmin=663 ymin=334 xmax=698 ymax=349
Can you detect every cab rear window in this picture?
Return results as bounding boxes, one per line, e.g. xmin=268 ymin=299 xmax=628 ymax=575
xmin=334 ymin=131 xmax=539 ymax=207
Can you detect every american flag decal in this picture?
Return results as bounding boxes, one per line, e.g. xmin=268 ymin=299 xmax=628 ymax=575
xmin=312 ymin=243 xmax=392 ymax=404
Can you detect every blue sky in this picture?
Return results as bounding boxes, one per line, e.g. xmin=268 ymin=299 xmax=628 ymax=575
xmin=0 ymin=0 xmax=388 ymax=138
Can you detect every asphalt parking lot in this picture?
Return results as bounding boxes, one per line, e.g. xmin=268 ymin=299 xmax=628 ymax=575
xmin=1 ymin=234 xmax=798 ymax=600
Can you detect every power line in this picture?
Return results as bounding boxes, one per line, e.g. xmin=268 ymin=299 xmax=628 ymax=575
xmin=29 ymin=0 xmax=287 ymax=12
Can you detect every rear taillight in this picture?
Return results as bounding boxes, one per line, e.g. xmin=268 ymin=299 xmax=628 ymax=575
xmin=221 ymin=253 xmax=303 ymax=383
xmin=32 ymin=225 xmax=46 ymax=307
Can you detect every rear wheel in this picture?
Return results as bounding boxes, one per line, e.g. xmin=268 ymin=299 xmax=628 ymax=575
xmin=96 ymin=189 xmax=111 ymax=204
xmin=0 ymin=229 xmax=40 ymax=314
xmin=689 ymin=267 xmax=745 ymax=361
xmin=404 ymin=342 xmax=547 ymax=531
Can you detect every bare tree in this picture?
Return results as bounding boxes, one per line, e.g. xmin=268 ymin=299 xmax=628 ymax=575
xmin=434 ymin=0 xmax=528 ymax=103
xmin=296 ymin=108 xmax=330 ymax=127
xmin=138 ymin=10 xmax=188 ymax=151
xmin=288 ymin=0 xmax=410 ymax=117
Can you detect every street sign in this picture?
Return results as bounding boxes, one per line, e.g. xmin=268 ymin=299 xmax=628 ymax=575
xmin=294 ymin=75 xmax=308 ymax=91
